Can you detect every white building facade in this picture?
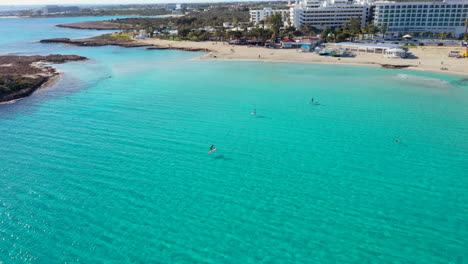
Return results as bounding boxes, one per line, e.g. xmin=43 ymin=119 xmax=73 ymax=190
xmin=290 ymin=0 xmax=372 ymax=29
xmin=249 ymin=8 xmax=290 ymax=24
xmin=374 ymin=0 xmax=468 ymax=37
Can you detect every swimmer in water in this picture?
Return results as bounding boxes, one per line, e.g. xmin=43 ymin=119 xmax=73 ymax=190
xmin=311 ymin=98 xmax=314 ymax=103
xmin=210 ymin=145 xmax=215 ymax=151
xmin=395 ymin=140 xmax=400 ymax=143
xmin=251 ymin=109 xmax=256 ymax=115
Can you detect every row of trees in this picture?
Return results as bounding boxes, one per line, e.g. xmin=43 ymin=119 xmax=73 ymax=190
xmin=116 ymin=12 xmax=467 ymax=42
xmin=320 ymin=19 xmax=380 ymax=42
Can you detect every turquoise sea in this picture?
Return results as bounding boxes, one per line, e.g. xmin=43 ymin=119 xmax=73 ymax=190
xmin=0 ymin=17 xmax=467 ymax=263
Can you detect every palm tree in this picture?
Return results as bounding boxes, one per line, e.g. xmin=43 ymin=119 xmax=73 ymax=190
xmin=438 ymin=31 xmax=448 ymax=40
xmin=264 ymin=13 xmax=283 ymax=40
xmin=380 ymin=24 xmax=388 ymax=38
xmin=465 ymin=19 xmax=468 ymax=38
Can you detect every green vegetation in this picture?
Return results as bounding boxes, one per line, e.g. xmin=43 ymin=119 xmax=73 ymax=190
xmin=100 ymin=32 xmax=133 ymax=40
xmin=77 ymin=7 xmax=171 ymax=17
xmin=112 ymin=7 xmax=249 ymax=41
xmin=320 ymin=19 xmax=379 ymax=42
xmin=114 ymin=7 xmax=249 ymax=28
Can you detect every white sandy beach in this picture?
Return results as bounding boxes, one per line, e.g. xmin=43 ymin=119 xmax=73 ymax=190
xmin=138 ymin=38 xmax=468 ymax=75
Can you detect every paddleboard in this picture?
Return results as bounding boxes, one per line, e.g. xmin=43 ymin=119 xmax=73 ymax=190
xmin=208 ymin=149 xmax=217 ymax=154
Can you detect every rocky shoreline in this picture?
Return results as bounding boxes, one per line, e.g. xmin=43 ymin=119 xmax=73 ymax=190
xmin=56 ymin=21 xmax=121 ymax=30
xmin=40 ymin=37 xmax=152 ymax=48
xmin=41 ymin=36 xmax=214 ymax=52
xmin=0 ymin=55 xmax=88 ymax=103
xmin=146 ymin=46 xmax=213 ymax=52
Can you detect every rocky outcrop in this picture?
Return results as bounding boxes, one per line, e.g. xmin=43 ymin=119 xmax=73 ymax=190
xmin=56 ymin=21 xmax=121 ymax=30
xmin=147 ymin=46 xmax=213 ymax=52
xmin=0 ymin=55 xmax=88 ymax=103
xmin=41 ymin=36 xmax=214 ymax=52
xmin=41 ymin=37 xmax=152 ymax=48
xmin=379 ymin=64 xmax=411 ymax=69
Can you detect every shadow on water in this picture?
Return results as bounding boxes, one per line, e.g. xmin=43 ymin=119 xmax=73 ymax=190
xmin=213 ymin=154 xmax=233 ymax=161
xmin=310 ymin=102 xmax=323 ymax=106
xmin=394 ymin=140 xmax=408 ymax=147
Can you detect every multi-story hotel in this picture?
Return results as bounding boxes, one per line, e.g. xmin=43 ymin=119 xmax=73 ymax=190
xmin=374 ymin=0 xmax=468 ymax=37
xmin=249 ymin=8 xmax=290 ymax=24
xmin=251 ymin=0 xmax=468 ymax=37
xmin=289 ymin=0 xmax=373 ymax=29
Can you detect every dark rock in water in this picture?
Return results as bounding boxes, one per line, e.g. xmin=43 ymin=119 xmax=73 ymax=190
xmin=56 ymin=21 xmax=121 ymax=30
xmin=41 ymin=36 xmax=152 ymax=48
xmin=42 ymin=35 xmax=214 ymax=52
xmin=147 ymin=46 xmax=213 ymax=52
xmin=0 ymin=55 xmax=88 ymax=103
xmin=380 ymin=64 xmax=411 ymax=69
xmin=40 ymin=38 xmax=73 ymax=44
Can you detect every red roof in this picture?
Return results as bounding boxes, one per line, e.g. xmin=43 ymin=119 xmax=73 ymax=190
xmin=281 ymin=38 xmax=294 ymax=43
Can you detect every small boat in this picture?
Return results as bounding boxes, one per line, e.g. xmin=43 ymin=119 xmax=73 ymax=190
xmin=331 ymin=49 xmax=345 ymax=57
xmin=318 ymin=49 xmax=330 ymax=56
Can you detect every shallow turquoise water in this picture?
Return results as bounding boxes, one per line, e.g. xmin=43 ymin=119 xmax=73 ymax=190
xmin=1 ymin=18 xmax=468 ymax=263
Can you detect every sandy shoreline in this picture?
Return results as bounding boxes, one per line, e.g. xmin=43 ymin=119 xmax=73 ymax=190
xmin=138 ymin=38 xmax=468 ymax=76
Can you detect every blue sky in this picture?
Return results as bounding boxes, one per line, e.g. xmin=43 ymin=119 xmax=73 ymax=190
xmin=0 ymin=0 xmax=200 ymax=5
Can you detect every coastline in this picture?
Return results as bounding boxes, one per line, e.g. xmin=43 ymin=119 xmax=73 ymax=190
xmin=0 ymin=73 xmax=62 ymax=105
xmin=136 ymin=38 xmax=468 ymax=76
xmin=0 ymin=55 xmax=88 ymax=103
xmin=39 ymin=33 xmax=468 ymax=76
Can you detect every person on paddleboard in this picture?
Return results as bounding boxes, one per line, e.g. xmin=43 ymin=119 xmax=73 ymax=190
xmin=251 ymin=109 xmax=256 ymax=115
xmin=210 ymin=145 xmax=215 ymax=151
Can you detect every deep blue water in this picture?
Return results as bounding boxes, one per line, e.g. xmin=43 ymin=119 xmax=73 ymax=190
xmin=0 ymin=17 xmax=467 ymax=264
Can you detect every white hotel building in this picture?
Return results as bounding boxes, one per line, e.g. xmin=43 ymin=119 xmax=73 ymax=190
xmin=374 ymin=0 xmax=468 ymax=37
xmin=289 ymin=0 xmax=372 ymax=29
xmin=249 ymin=8 xmax=290 ymax=24
xmin=251 ymin=0 xmax=468 ymax=37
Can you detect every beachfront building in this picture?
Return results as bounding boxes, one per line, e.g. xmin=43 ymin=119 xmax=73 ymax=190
xmin=133 ymin=29 xmax=148 ymax=39
xmin=249 ymin=8 xmax=290 ymax=24
xmin=374 ymin=0 xmax=468 ymax=37
xmin=324 ymin=42 xmax=408 ymax=57
xmin=289 ymin=0 xmax=373 ymax=29
xmin=281 ymin=37 xmax=321 ymax=48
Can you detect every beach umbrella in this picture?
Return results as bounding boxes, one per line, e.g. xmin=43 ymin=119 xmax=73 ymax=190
xmin=403 ymin=34 xmax=412 ymax=39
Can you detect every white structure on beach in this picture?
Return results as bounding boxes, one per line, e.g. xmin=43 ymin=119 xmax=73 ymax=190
xmin=289 ymin=0 xmax=373 ymax=29
xmin=324 ymin=42 xmax=408 ymax=57
xmin=249 ymin=8 xmax=290 ymax=24
xmin=374 ymin=0 xmax=468 ymax=37
xmin=176 ymin=4 xmax=187 ymax=10
xmin=134 ymin=29 xmax=148 ymax=39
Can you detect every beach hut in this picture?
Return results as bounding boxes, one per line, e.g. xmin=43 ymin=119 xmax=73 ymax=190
xmin=280 ymin=38 xmax=295 ymax=48
xmin=403 ymin=34 xmax=413 ymax=40
xmin=300 ymin=44 xmax=312 ymax=52
xmin=385 ymin=48 xmax=407 ymax=58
